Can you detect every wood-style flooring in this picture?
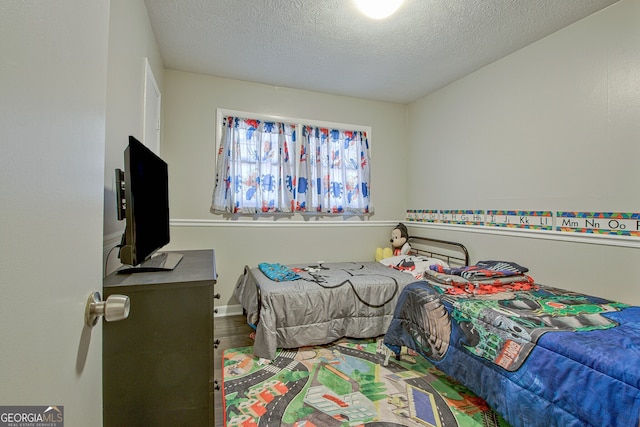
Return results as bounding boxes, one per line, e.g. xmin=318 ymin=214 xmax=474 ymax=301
xmin=214 ymin=314 xmax=254 ymax=427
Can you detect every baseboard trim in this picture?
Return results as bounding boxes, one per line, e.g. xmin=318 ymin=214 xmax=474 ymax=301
xmin=215 ymin=304 xmax=243 ymax=318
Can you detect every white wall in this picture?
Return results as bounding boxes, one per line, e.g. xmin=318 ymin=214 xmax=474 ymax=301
xmin=148 ymin=0 xmax=639 ymax=308
xmin=103 ymin=0 xmax=165 ymax=274
xmin=406 ymin=0 xmax=639 ymax=304
xmin=160 ymin=71 xmax=408 ymax=308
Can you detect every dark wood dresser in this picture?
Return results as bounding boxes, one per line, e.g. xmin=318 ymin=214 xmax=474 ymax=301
xmin=103 ymin=249 xmax=216 ymax=427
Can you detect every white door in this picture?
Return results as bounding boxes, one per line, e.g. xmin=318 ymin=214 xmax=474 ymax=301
xmin=0 ymin=1 xmax=109 ymax=426
xmin=143 ymin=58 xmax=162 ymax=155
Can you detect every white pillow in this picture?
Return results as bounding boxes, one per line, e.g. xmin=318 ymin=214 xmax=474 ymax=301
xmin=379 ymin=255 xmax=448 ymax=278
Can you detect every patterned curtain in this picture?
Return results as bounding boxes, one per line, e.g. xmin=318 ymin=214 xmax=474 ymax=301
xmin=211 ymin=116 xmax=296 ymax=213
xmin=297 ymin=126 xmax=372 ymax=214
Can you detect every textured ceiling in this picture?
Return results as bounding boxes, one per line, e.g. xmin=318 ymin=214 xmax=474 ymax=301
xmin=144 ymin=0 xmax=618 ymax=104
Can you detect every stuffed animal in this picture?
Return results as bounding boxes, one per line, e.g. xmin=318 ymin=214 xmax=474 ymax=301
xmin=375 ymin=223 xmax=411 ymax=261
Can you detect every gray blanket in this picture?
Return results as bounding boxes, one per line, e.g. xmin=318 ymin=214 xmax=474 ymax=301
xmin=235 ymin=262 xmax=421 ymax=359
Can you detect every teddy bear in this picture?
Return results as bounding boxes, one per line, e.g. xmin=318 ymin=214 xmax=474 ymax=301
xmin=375 ymin=223 xmax=411 ymax=261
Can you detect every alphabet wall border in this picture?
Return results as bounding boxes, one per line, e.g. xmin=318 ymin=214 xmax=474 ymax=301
xmin=406 ymin=210 xmax=640 ymax=238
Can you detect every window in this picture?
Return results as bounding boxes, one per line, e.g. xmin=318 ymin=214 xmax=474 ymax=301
xmin=211 ymin=111 xmax=372 ymax=215
xmin=297 ymin=126 xmax=371 ymax=214
xmin=211 ymin=116 xmax=296 ymax=213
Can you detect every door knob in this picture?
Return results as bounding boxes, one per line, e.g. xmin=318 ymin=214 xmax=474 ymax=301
xmin=85 ymin=292 xmax=130 ymax=327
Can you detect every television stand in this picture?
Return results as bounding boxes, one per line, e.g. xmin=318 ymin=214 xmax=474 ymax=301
xmin=117 ymin=251 xmax=183 ymax=274
xmin=103 ymin=249 xmax=216 ymax=426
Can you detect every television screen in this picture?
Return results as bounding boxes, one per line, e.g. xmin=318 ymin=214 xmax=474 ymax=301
xmin=116 ymin=136 xmax=181 ymax=273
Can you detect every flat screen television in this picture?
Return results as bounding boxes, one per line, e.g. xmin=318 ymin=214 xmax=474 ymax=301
xmin=115 ymin=136 xmax=181 ymax=274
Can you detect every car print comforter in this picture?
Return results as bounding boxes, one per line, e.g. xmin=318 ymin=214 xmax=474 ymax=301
xmin=383 ymin=278 xmax=640 ymax=427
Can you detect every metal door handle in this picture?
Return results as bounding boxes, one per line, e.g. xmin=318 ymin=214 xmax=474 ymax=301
xmin=85 ymin=292 xmax=130 ymax=327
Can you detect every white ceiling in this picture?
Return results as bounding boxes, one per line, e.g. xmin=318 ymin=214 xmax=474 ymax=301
xmin=144 ymin=0 xmax=619 ymax=104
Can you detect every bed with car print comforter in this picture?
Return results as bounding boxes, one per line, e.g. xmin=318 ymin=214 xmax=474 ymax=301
xmin=383 ymin=266 xmax=640 ymax=427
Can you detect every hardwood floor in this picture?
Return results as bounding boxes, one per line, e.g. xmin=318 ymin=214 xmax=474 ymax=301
xmin=214 ymin=314 xmax=254 ymax=427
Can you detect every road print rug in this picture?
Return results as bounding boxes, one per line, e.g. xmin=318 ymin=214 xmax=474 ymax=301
xmin=222 ymin=339 xmax=509 ymax=427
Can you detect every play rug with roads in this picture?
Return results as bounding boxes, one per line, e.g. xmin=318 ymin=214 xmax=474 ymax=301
xmin=221 ymin=338 xmax=509 ymax=427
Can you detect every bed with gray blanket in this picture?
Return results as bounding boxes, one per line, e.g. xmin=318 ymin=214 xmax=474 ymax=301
xmin=234 ymin=236 xmax=469 ymax=360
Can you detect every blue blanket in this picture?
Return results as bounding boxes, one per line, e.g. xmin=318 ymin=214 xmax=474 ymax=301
xmin=258 ymin=262 xmax=300 ymax=282
xmin=384 ymin=281 xmax=640 ymax=427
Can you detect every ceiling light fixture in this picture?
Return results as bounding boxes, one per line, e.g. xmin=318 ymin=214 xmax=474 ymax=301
xmin=354 ymin=0 xmax=405 ymax=20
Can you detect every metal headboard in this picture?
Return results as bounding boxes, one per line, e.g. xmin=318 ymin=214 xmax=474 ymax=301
xmin=408 ymin=235 xmax=470 ymax=266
